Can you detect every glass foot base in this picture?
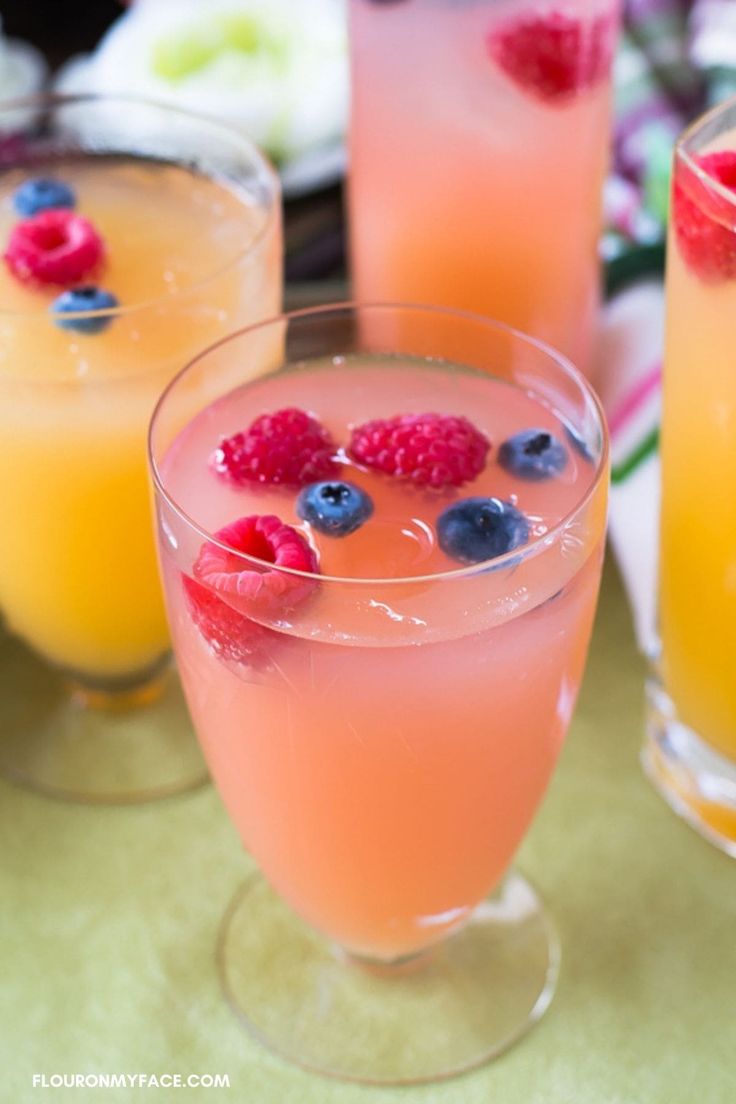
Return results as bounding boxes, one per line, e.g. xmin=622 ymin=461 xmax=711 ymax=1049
xmin=0 ymin=628 xmax=208 ymax=804
xmin=217 ymin=871 xmax=559 ymax=1085
xmin=644 ymin=679 xmax=736 ymax=856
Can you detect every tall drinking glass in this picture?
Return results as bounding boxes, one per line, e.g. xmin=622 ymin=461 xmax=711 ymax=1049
xmin=348 ymin=0 xmax=621 ymax=373
xmin=645 ymin=96 xmax=736 ymax=854
xmin=0 ymin=94 xmax=281 ymax=802
xmin=150 ymin=303 xmax=609 ymax=1082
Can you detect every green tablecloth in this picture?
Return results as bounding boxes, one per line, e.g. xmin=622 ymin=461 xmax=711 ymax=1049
xmin=3 ymin=561 xmax=735 ymax=1103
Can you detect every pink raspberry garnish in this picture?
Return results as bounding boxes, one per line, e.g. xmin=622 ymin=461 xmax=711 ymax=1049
xmin=182 ymin=575 xmax=279 ymax=667
xmin=4 ymin=208 xmax=105 ymax=285
xmin=193 ymin=514 xmax=319 ymax=618
xmin=348 ymin=412 xmax=490 ymax=490
xmin=673 ymin=151 xmax=736 ymax=282
xmin=211 ymin=407 xmax=340 ymax=488
xmin=487 ymin=10 xmax=616 ymax=104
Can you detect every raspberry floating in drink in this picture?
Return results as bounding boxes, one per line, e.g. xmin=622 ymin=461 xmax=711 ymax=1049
xmin=348 ymin=412 xmax=489 ymax=490
xmin=212 ymin=407 xmax=340 ymax=488
xmin=4 ymin=208 xmax=104 ymax=285
xmin=487 ymin=9 xmax=616 ymax=104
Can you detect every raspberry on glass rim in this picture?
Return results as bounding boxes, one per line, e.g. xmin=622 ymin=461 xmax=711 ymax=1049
xmin=672 ymin=150 xmax=736 ymax=281
xmin=193 ymin=514 xmax=319 ymax=617
xmin=182 ymin=575 xmax=280 ymax=668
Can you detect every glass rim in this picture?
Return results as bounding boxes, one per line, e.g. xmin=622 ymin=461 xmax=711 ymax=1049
xmin=676 ymin=91 xmax=736 ymax=210
xmin=148 ymin=301 xmax=610 ymax=587
xmin=0 ymin=91 xmax=280 ymax=320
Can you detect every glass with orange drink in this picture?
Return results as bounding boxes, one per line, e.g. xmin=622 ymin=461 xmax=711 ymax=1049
xmin=0 ymin=94 xmax=281 ymax=802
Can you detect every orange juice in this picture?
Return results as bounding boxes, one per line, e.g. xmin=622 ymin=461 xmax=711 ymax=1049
xmin=157 ymin=353 xmax=607 ymax=959
xmin=660 ymin=126 xmax=736 ymax=764
xmin=0 ymin=155 xmax=280 ymax=681
xmin=348 ymin=0 xmax=619 ymax=371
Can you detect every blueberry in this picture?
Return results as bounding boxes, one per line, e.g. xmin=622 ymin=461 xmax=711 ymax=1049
xmin=498 ymin=429 xmax=568 ymax=481
xmin=50 ymin=286 xmax=119 ymax=335
xmin=13 ymin=177 xmax=75 ymax=217
xmin=297 ymin=481 xmax=374 ymax=537
xmin=437 ymin=497 xmax=529 ymax=565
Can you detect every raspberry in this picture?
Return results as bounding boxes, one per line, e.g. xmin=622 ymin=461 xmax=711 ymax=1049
xmin=348 ymin=413 xmax=489 ymax=490
xmin=487 ymin=10 xmax=616 ymax=104
xmin=211 ymin=407 xmax=340 ymax=488
xmin=193 ymin=515 xmax=319 ymax=618
xmin=672 ymin=151 xmax=736 ymax=282
xmin=4 ymin=209 xmax=104 ymax=285
xmin=182 ymin=575 xmax=277 ymax=667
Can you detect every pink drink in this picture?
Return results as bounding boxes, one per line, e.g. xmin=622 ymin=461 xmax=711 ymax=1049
xmin=349 ymin=0 xmax=619 ymax=371
xmin=154 ymin=333 xmax=608 ymax=962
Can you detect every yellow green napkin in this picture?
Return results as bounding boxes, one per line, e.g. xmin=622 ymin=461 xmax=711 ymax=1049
xmin=2 ymin=562 xmax=734 ymax=1102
